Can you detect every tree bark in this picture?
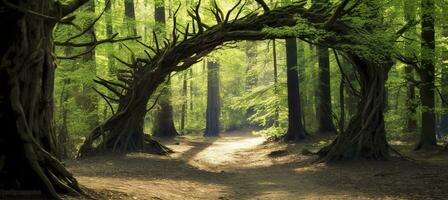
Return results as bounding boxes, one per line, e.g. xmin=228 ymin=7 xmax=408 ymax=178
xmin=79 ymin=72 xmax=173 ymax=156
xmin=283 ymin=38 xmax=306 ymax=141
xmin=273 ymin=39 xmax=280 ymax=127
xmin=105 ymin=0 xmax=116 ymax=74
xmin=125 ymin=0 xmax=137 ymax=36
xmin=0 ymin=0 xmax=87 ymax=198
xmin=416 ymin=0 xmax=437 ymax=150
xmin=152 ymin=0 xmax=178 ymax=138
xmin=181 ymin=71 xmax=188 ymax=133
xmin=318 ymin=56 xmax=392 ymax=160
xmin=316 ymin=45 xmax=337 ymax=134
xmin=439 ymin=6 xmax=448 ymax=136
xmin=204 ymin=61 xmax=221 ymax=137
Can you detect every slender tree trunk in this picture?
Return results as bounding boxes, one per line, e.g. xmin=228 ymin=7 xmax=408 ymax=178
xmin=283 ymin=38 xmax=306 ymax=141
xmin=83 ymin=0 xmax=99 ymax=129
xmin=316 ymin=45 xmax=337 ymax=134
xmin=205 ymin=61 xmax=221 ymax=137
xmin=105 ymin=0 xmax=115 ymax=74
xmin=181 ymin=72 xmax=188 ymax=133
xmin=416 ymin=0 xmax=437 ymax=150
xmin=190 ymin=68 xmax=194 ymax=111
xmin=339 ymin=73 xmax=345 ymax=131
xmin=273 ymin=39 xmax=280 ymax=127
xmin=402 ymin=0 xmax=418 ymax=134
xmin=125 ymin=0 xmax=137 ymax=36
xmin=404 ymin=65 xmax=418 ymax=132
xmin=245 ymin=41 xmax=258 ymax=88
xmin=152 ymin=0 xmax=178 ymax=137
xmin=245 ymin=41 xmax=258 ymax=126
xmin=57 ymin=79 xmax=70 ymax=159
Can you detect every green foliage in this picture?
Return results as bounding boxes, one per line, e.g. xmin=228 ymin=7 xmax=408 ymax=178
xmin=51 ymin=0 xmax=448 ymax=151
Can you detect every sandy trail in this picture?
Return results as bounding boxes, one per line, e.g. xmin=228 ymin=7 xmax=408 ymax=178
xmin=66 ymin=131 xmax=448 ymax=200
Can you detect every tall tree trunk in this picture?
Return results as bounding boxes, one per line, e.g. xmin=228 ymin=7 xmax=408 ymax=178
xmin=180 ymin=71 xmax=188 ymax=133
xmin=316 ymin=45 xmax=337 ymax=133
xmin=403 ymin=0 xmax=418 ymax=134
xmin=319 ymin=56 xmax=392 ymax=160
xmin=439 ymin=5 xmax=448 ymax=137
xmin=245 ymin=41 xmax=258 ymax=124
xmin=416 ymin=0 xmax=437 ymax=150
xmin=312 ymin=0 xmax=336 ymax=134
xmin=0 ymin=1 xmax=87 ymax=198
xmin=283 ymin=38 xmax=306 ymax=141
xmin=82 ymin=0 xmax=99 ymax=129
xmin=205 ymin=61 xmax=221 ymax=136
xmin=152 ymin=0 xmax=178 ymax=137
xmin=105 ymin=0 xmax=115 ymax=74
xmin=125 ymin=0 xmax=137 ymax=36
xmin=339 ymin=72 xmax=345 ymax=131
xmin=273 ymin=39 xmax=280 ymax=127
xmin=190 ymin=68 xmax=194 ymax=111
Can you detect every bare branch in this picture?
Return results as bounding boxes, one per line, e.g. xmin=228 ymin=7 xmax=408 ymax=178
xmin=63 ymin=0 xmax=111 ymax=42
xmin=55 ymin=33 xmax=140 ymax=47
xmin=94 ymin=79 xmax=124 ymax=98
xmin=255 ymin=0 xmax=269 ymax=12
xmin=93 ymin=87 xmax=116 ymax=115
xmin=225 ymin=0 xmax=242 ymax=23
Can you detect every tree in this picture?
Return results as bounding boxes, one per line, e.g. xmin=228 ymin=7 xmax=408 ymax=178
xmin=439 ymin=2 xmax=448 ymax=137
xmin=403 ymin=0 xmax=418 ymax=133
xmin=180 ymin=71 xmax=188 ymax=133
xmin=125 ymin=0 xmax=137 ymax=36
xmin=152 ymin=0 xmax=178 ymax=138
xmin=79 ymin=1 xmax=314 ymax=156
xmin=205 ymin=61 xmax=221 ymax=136
xmin=313 ymin=0 xmax=337 ymax=134
xmin=0 ymin=0 xmax=91 ymax=198
xmin=77 ymin=0 xmax=398 ymax=162
xmin=283 ymin=38 xmax=307 ymax=141
xmin=416 ymin=0 xmax=437 ymax=150
xmin=317 ymin=0 xmax=399 ymax=160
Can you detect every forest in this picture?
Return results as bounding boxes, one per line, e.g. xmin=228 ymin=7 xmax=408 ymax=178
xmin=0 ymin=0 xmax=448 ymax=199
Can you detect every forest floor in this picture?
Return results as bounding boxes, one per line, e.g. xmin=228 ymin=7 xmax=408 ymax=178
xmin=65 ymin=130 xmax=448 ymax=200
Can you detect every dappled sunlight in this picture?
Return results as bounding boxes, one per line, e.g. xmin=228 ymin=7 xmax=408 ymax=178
xmin=66 ymin=131 xmax=448 ymax=200
xmin=74 ymin=176 xmax=229 ymax=200
xmin=188 ymin=135 xmax=266 ymax=168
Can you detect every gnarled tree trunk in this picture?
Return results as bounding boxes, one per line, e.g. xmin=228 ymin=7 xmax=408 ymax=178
xmin=318 ymin=55 xmax=392 ymax=160
xmin=78 ymin=72 xmax=172 ymax=157
xmin=0 ymin=0 xmax=88 ymax=198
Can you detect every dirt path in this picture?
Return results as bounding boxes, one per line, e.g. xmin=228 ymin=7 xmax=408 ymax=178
xmin=66 ymin=131 xmax=448 ymax=200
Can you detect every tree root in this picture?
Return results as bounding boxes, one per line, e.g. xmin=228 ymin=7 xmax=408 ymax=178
xmin=143 ymin=137 xmax=174 ymax=155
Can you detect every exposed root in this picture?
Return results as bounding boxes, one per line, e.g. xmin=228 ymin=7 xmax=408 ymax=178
xmin=143 ymin=137 xmax=174 ymax=155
